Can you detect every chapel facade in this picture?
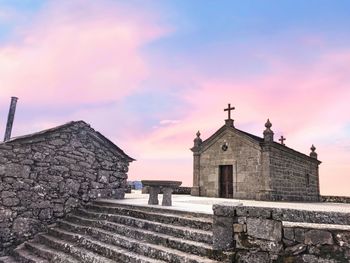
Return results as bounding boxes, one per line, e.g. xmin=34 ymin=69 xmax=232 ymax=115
xmin=191 ymin=104 xmax=321 ymax=202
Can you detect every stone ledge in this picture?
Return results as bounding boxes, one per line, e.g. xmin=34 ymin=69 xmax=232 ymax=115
xmin=213 ymin=203 xmax=350 ymax=225
xmin=283 ymin=221 xmax=350 ymax=231
xmin=321 ymin=195 xmax=350 ymax=204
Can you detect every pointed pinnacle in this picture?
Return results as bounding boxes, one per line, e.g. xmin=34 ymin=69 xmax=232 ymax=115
xmin=265 ymin=119 xmax=272 ymax=129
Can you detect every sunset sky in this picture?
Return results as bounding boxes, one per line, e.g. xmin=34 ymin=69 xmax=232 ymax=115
xmin=0 ymin=0 xmax=349 ymax=196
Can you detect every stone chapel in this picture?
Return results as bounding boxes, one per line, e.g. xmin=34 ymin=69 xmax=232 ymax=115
xmin=191 ymin=104 xmax=321 ymax=202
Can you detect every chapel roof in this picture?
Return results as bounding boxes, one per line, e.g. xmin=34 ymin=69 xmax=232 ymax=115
xmin=197 ymin=122 xmax=321 ymax=164
xmin=199 ymin=123 xmax=263 ymax=148
xmin=193 ymin=104 xmax=320 ymax=163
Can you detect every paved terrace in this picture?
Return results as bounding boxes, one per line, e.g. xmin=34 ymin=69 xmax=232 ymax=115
xmin=100 ymin=190 xmax=350 ymax=215
xmin=99 ymin=191 xmax=350 ymax=230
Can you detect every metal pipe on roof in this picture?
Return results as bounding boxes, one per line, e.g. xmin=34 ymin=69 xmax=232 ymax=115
xmin=4 ymin=96 xmax=18 ymax=142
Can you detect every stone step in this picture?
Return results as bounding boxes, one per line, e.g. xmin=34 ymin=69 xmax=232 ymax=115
xmin=3 ymin=201 xmax=221 ymax=263
xmin=37 ymin=234 xmax=121 ymax=263
xmin=64 ymin=214 xmax=225 ymax=260
xmin=40 ymin=230 xmax=166 ymax=263
xmin=52 ymin=222 xmax=221 ymax=263
xmin=24 ymin=242 xmax=79 ymax=263
xmin=0 ymin=256 xmax=18 ymax=263
xmin=12 ymin=244 xmax=48 ymax=263
xmin=74 ymin=208 xmax=213 ymax=244
xmin=84 ymin=204 xmax=212 ymax=231
xmin=93 ymin=200 xmax=213 ymax=220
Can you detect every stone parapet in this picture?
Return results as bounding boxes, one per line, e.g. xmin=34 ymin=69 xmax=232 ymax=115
xmin=213 ymin=203 xmax=350 ymax=225
xmin=174 ymin=187 xmax=191 ymax=195
xmin=142 ymin=186 xmax=191 ymax=195
xmin=212 ymin=203 xmax=350 ymax=262
xmin=321 ymin=195 xmax=350 ymax=204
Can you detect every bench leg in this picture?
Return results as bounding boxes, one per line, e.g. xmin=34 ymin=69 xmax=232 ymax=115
xmin=162 ymin=187 xmax=173 ymax=206
xmin=148 ymin=186 xmax=160 ymax=205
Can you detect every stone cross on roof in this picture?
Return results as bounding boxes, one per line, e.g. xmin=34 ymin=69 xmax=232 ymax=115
xmin=279 ymin=135 xmax=286 ymax=145
xmin=224 ymin=103 xmax=235 ymax=120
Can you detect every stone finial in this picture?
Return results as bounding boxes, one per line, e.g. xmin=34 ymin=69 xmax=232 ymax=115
xmin=265 ymin=119 xmax=272 ymax=129
xmin=310 ymin=144 xmax=318 ymax=159
xmin=225 ymin=119 xmax=234 ymax=127
xmin=193 ymin=131 xmax=202 ymax=148
xmin=263 ymin=119 xmax=274 ymax=142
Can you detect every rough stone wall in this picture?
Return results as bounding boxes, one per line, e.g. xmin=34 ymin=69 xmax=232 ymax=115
xmin=232 ymin=218 xmax=350 ymax=262
xmin=0 ymin=122 xmax=130 ymax=256
xmin=199 ymin=130 xmax=263 ymax=199
xmin=321 ymin=195 xmax=350 ymax=203
xmin=213 ymin=204 xmax=350 ymax=262
xmin=267 ymin=145 xmax=320 ymax=201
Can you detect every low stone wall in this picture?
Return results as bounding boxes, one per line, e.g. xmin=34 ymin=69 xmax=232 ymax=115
xmin=213 ymin=203 xmax=350 ymax=262
xmin=173 ymin=187 xmax=191 ymax=195
xmin=141 ymin=186 xmax=191 ymax=195
xmin=0 ymin=121 xmax=131 ymax=256
xmin=321 ymin=195 xmax=350 ymax=204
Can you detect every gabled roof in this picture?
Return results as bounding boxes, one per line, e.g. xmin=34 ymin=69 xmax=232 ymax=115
xmin=197 ymin=123 xmax=320 ymax=164
xmin=199 ymin=124 xmax=263 ymax=151
xmin=1 ymin=120 xmax=134 ymax=162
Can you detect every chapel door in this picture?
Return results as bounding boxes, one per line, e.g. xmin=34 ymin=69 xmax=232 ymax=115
xmin=219 ymin=165 xmax=233 ymax=198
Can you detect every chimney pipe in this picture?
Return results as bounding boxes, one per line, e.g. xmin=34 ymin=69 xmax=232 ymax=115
xmin=4 ymin=97 xmax=18 ymax=142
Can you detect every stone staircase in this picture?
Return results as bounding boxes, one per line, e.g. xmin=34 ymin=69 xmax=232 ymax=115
xmin=0 ymin=200 xmax=231 ymax=263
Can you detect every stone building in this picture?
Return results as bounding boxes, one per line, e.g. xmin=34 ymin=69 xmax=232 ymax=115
xmin=191 ymin=105 xmax=321 ymax=201
xmin=0 ymin=120 xmax=133 ymax=255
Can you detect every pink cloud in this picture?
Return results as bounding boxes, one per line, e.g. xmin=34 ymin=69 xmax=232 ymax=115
xmin=0 ymin=1 xmax=169 ymax=106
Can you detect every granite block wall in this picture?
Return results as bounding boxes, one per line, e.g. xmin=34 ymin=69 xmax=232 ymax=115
xmin=199 ymin=130 xmax=263 ymax=199
xmin=267 ymin=145 xmax=320 ymax=201
xmin=0 ymin=121 xmax=131 ymax=256
xmin=213 ymin=203 xmax=350 ymax=262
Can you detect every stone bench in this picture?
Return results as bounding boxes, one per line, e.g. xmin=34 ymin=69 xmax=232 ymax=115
xmin=141 ymin=180 xmax=182 ymax=206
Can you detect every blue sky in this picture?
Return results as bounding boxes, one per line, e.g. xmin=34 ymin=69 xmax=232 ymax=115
xmin=0 ymin=0 xmax=350 ymax=195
